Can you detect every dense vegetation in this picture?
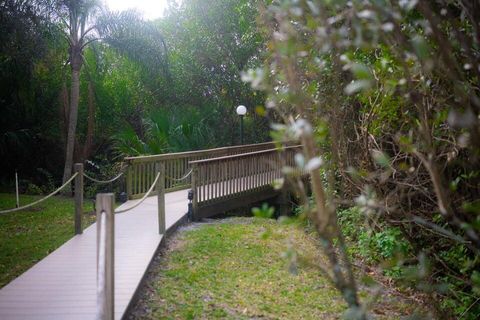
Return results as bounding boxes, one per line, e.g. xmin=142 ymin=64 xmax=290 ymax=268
xmin=0 ymin=0 xmax=269 ymax=190
xmin=242 ymin=1 xmax=480 ymax=318
xmin=1 ymin=0 xmax=479 ymax=319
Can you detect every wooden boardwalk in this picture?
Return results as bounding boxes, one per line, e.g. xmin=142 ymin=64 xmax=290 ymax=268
xmin=0 ymin=189 xmax=188 ymax=320
xmin=0 ymin=143 xmax=302 ymax=319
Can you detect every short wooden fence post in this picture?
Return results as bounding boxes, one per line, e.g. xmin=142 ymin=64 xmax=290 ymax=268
xmin=74 ymin=163 xmax=83 ymax=235
xmin=96 ymin=193 xmax=115 ymax=320
xmin=156 ymin=162 xmax=166 ymax=234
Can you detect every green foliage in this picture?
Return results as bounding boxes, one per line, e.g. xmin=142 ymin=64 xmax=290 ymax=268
xmin=113 ymin=105 xmax=219 ymax=157
xmin=247 ymin=0 xmax=480 ymax=317
xmin=1 ymin=0 xmax=271 ymax=187
xmin=338 ymin=207 xmax=411 ymax=271
xmin=251 ymin=203 xmax=275 ymax=219
xmin=25 ymin=183 xmax=43 ymax=195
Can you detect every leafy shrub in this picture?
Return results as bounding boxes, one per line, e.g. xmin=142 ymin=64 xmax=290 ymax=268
xmin=338 ymin=207 xmax=411 ymax=268
xmin=25 ymin=183 xmax=43 ymax=195
xmin=252 ymin=203 xmax=275 ymax=219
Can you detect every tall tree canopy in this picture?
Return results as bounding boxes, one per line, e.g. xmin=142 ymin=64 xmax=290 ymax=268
xmin=0 ymin=0 xmax=269 ymax=186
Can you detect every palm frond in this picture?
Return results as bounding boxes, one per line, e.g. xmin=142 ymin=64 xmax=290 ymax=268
xmin=95 ymin=9 xmax=169 ymax=78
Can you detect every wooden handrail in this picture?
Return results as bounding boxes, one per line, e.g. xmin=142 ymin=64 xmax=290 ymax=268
xmin=189 ymin=145 xmax=303 ymax=220
xmin=188 ymin=145 xmax=302 ymax=165
xmin=124 ymin=141 xmax=291 ymax=199
xmin=124 ymin=141 xmax=280 ymax=163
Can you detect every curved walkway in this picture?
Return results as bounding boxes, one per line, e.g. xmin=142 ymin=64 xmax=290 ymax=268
xmin=0 ymin=190 xmax=188 ymax=320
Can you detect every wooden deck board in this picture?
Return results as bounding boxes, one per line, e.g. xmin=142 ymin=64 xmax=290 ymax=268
xmin=0 ymin=189 xmax=189 ymax=320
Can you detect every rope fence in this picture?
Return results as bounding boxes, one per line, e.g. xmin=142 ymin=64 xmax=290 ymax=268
xmin=0 ymin=173 xmax=79 ymax=215
xmin=114 ymin=172 xmax=161 ymax=214
xmin=83 ymin=171 xmax=125 ymax=184
xmin=165 ymin=168 xmax=193 ymax=182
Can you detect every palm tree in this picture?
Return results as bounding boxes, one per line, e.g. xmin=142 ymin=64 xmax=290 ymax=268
xmin=51 ymin=0 xmax=168 ymax=184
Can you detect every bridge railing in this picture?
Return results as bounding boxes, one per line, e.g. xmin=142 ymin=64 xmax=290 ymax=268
xmin=189 ymin=145 xmax=302 ymax=219
xmin=124 ymin=142 xmax=284 ymax=199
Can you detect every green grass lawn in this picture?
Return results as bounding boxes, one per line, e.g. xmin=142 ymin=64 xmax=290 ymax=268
xmin=133 ymin=218 xmax=420 ymax=319
xmin=0 ymin=193 xmax=95 ymax=288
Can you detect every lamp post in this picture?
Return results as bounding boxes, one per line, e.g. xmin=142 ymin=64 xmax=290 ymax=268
xmin=236 ymin=105 xmax=247 ymax=144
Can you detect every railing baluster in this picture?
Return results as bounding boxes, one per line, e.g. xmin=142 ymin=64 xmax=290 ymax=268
xmin=214 ymin=162 xmax=218 ymax=200
xmin=225 ymin=160 xmax=229 ymax=198
xmin=206 ymin=162 xmax=211 ymax=203
xmin=237 ymin=158 xmax=241 ymax=193
xmin=156 ymin=162 xmax=166 ymax=234
xmin=126 ymin=164 xmax=132 ymax=199
xmin=247 ymin=156 xmax=251 ymax=191
xmin=234 ymin=159 xmax=238 ymax=194
xmin=142 ymin=163 xmax=147 ymax=193
xmin=136 ymin=164 xmax=140 ymax=196
xmin=191 ymin=163 xmax=198 ymax=220
xmin=200 ymin=164 xmax=204 ymax=202
xmin=219 ymin=161 xmax=223 ymax=199
xmin=255 ymin=156 xmax=259 ymax=189
xmin=213 ymin=162 xmax=216 ymax=200
xmin=222 ymin=160 xmax=228 ymax=198
xmin=140 ymin=163 xmax=145 ymax=195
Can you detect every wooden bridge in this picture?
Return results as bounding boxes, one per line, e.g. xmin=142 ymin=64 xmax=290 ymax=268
xmin=0 ymin=142 xmax=301 ymax=320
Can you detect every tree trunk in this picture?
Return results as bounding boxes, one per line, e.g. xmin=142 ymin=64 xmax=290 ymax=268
xmin=59 ymin=80 xmax=69 ymax=146
xmin=83 ymin=81 xmax=95 ymax=160
xmin=62 ymin=67 xmax=81 ymax=185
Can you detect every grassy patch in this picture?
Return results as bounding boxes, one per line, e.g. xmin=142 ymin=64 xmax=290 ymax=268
xmin=0 ymin=193 xmax=94 ymax=287
xmin=136 ymin=217 xmax=420 ymax=319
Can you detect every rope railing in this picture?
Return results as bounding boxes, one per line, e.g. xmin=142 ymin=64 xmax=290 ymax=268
xmin=165 ymin=168 xmax=193 ymax=182
xmin=83 ymin=171 xmax=125 ymax=184
xmin=82 ymin=164 xmax=128 ymax=185
xmin=114 ymin=172 xmax=161 ymax=214
xmin=0 ymin=173 xmax=79 ymax=215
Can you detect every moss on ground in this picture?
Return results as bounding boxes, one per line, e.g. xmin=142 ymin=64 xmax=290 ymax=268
xmin=0 ymin=193 xmax=94 ymax=287
xmin=133 ymin=217 xmax=422 ymax=319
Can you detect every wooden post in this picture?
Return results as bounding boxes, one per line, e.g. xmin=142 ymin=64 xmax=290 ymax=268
xmin=74 ymin=163 xmax=83 ymax=235
xmin=156 ymin=162 xmax=166 ymax=234
xmin=126 ymin=164 xmax=132 ymax=200
xmin=96 ymin=193 xmax=115 ymax=320
xmin=191 ymin=163 xmax=198 ymax=220
xmin=15 ymin=170 xmax=20 ymax=208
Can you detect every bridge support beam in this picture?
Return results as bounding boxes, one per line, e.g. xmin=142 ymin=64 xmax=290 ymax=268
xmin=278 ymin=186 xmax=289 ymax=217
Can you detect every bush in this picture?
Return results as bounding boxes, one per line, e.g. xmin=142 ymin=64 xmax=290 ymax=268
xmin=25 ymin=183 xmax=43 ymax=195
xmin=337 ymin=207 xmax=411 ymax=269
